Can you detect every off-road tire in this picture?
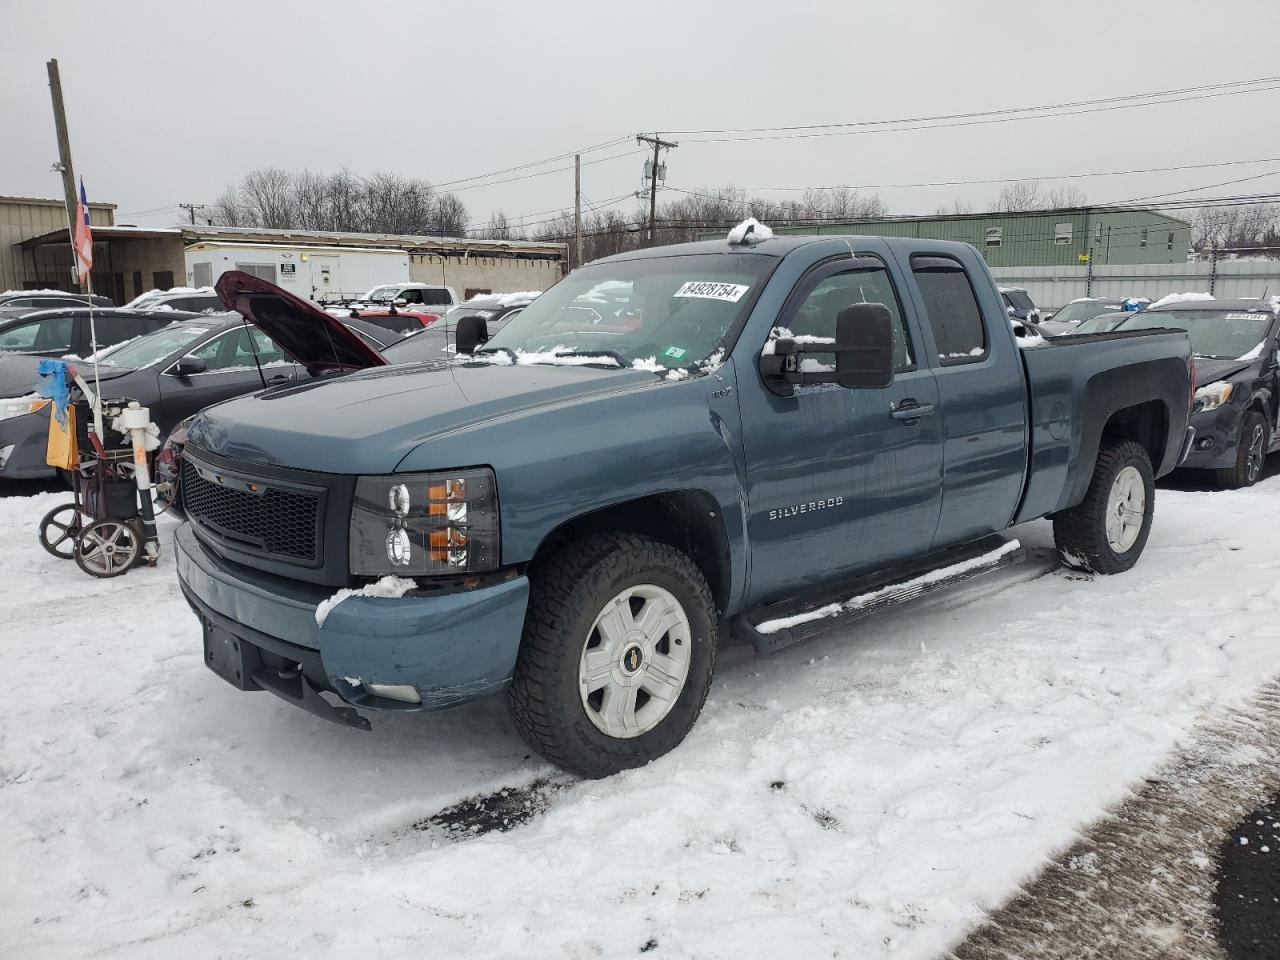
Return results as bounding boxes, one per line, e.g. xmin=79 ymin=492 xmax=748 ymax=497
xmin=1053 ymin=439 xmax=1154 ymax=575
xmin=1216 ymin=410 xmax=1268 ymax=490
xmin=506 ymin=533 xmax=717 ymax=779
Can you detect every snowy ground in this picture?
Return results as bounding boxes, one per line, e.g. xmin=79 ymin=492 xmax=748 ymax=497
xmin=3 ymin=479 xmax=1280 ymax=959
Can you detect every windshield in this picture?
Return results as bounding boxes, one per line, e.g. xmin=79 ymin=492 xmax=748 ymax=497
xmin=1003 ymin=290 xmax=1034 ymax=310
xmin=97 ymin=323 xmax=215 ymax=369
xmin=481 ymin=253 xmax=774 ymax=370
xmin=365 ymin=285 xmax=401 ymax=304
xmin=1052 ymin=300 xmax=1124 ymax=325
xmin=1116 ymin=309 xmax=1273 ymax=359
xmin=1073 ymin=313 xmax=1129 ymax=335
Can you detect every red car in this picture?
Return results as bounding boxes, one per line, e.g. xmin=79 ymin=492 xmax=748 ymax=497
xmin=339 ymin=306 xmax=439 ymax=336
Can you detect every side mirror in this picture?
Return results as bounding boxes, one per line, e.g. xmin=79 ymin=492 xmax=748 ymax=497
xmin=834 ymin=303 xmax=895 ymax=389
xmin=454 ymin=314 xmax=489 ymax=355
xmin=173 ymin=355 xmax=207 ymax=376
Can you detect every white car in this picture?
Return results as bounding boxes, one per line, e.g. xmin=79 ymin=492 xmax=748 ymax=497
xmin=359 ymin=282 xmax=458 ymax=310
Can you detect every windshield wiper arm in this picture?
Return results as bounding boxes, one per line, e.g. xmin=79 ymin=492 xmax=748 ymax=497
xmin=549 ymin=350 xmax=629 ymax=368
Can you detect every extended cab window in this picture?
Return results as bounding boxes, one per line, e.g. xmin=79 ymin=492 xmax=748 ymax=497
xmin=911 ymin=256 xmax=988 ymax=365
xmin=778 ymin=262 xmax=913 ymax=371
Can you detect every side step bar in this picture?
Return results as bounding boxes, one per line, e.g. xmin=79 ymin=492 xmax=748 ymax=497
xmin=732 ymin=535 xmax=1024 ymax=653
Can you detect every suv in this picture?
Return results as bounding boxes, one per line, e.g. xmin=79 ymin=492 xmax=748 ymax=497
xmin=0 ymin=290 xmax=113 ymax=320
xmin=125 ymin=287 xmax=224 ymax=313
xmin=998 ymin=286 xmax=1041 ymax=324
xmin=359 ymin=282 xmax=458 ymax=310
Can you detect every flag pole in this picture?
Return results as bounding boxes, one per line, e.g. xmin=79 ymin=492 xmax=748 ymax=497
xmin=85 ymin=270 xmax=103 ymax=439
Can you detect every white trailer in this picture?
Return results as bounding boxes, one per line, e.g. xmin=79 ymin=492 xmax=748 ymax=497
xmin=183 ymin=241 xmax=410 ymax=304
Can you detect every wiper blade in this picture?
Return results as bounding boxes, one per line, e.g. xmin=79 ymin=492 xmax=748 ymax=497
xmin=548 ymin=350 xmax=628 ymax=368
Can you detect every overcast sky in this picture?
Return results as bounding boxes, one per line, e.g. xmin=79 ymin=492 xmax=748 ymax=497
xmin=3 ymin=0 xmax=1278 ymax=232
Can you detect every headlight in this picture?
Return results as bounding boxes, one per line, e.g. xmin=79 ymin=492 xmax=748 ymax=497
xmin=349 ymin=468 xmax=499 ymax=576
xmin=1193 ymin=381 xmax=1233 ymax=413
xmin=0 ymin=396 xmax=51 ymax=422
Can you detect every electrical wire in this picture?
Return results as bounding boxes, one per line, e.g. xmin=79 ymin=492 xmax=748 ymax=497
xmin=432 ymin=136 xmax=633 ymax=189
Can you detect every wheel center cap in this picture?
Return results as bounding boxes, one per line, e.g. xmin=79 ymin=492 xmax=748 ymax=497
xmin=621 ymin=644 xmax=644 ymax=676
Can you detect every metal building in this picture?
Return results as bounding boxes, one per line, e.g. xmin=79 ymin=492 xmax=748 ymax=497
xmin=0 ymin=195 xmax=115 ymax=292
xmin=766 ymin=207 xmax=1192 ymax=267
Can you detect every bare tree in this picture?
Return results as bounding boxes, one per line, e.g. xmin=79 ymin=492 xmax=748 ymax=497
xmin=209 ymin=184 xmax=253 ymax=227
xmin=431 ymin=193 xmax=469 ymax=237
xmin=935 ymin=199 xmax=975 ymax=216
xmin=239 ymin=167 xmax=296 ymax=229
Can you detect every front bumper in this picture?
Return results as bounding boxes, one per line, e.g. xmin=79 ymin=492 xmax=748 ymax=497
xmin=1178 ymin=406 xmax=1244 ymax=470
xmin=174 ymin=523 xmax=530 ymax=724
xmin=0 ymin=408 xmax=55 ymax=479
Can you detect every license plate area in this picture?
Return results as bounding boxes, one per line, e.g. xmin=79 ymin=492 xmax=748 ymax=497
xmin=202 ymin=620 xmax=264 ymax=691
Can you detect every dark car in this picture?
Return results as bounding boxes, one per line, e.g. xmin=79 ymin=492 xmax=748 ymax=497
xmin=0 ymin=307 xmax=205 ymax=359
xmin=0 ymin=301 xmax=387 ymax=481
xmin=1040 ymin=297 xmax=1148 ymax=336
xmin=1104 ymin=298 xmax=1280 ymax=487
xmin=378 ymin=301 xmax=528 ymax=364
xmin=0 ymin=290 xmax=114 ymax=322
xmin=342 ymin=307 xmax=440 ymax=337
xmin=999 ymin=286 xmax=1041 ymax=324
xmin=125 ymin=288 xmax=223 ymax=313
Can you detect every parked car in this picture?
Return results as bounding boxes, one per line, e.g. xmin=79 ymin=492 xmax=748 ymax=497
xmin=1039 ymin=297 xmax=1148 ymax=335
xmin=341 ymin=316 xmax=410 ymax=350
xmin=359 ymin=282 xmax=458 ymax=311
xmin=342 ymin=306 xmax=440 ymax=336
xmin=125 ymin=287 xmax=224 ymax=313
xmin=999 ymin=286 xmax=1041 ymax=324
xmin=175 ymin=240 xmax=1193 ymax=779
xmin=1069 ymin=312 xmax=1132 ymax=335
xmin=0 ymin=307 xmax=204 ymax=359
xmin=1100 ymin=297 xmax=1280 ymax=487
xmin=373 ymin=294 xmax=537 ymax=363
xmin=0 ymin=303 xmax=386 ymax=481
xmin=0 ymin=289 xmax=113 ymax=321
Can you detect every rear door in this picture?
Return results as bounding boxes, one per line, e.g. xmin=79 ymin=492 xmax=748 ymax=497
xmin=157 ymin=327 xmax=299 ymax=425
xmin=739 ymin=248 xmax=943 ymax=602
xmin=901 ymin=253 xmax=1028 ymax=548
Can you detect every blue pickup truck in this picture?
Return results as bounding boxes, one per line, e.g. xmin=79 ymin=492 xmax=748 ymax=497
xmin=176 ymin=235 xmax=1194 ymax=777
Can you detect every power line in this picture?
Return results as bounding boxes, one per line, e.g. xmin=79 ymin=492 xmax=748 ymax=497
xmin=1107 ymin=170 xmax=1280 ymax=205
xmin=432 ymin=136 xmax=632 ymax=189
xmin=661 ymin=75 xmax=1279 ymax=136
xmin=665 ymin=81 xmax=1280 ymax=144
xmin=664 ymin=156 xmax=1280 ymax=198
xmin=446 ymin=149 xmax=644 ymax=193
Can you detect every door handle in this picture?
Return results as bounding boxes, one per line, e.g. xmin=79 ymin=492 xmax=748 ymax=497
xmin=267 ymin=374 xmax=290 ymax=382
xmin=890 ymin=399 xmax=936 ymax=421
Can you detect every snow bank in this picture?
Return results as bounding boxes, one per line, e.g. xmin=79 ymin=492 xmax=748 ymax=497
xmin=315 ymin=575 xmax=417 ymax=627
xmin=727 ymin=217 xmax=774 ymax=245
xmin=1149 ymin=291 xmax=1215 ymax=309
xmin=758 ymin=539 xmax=1022 ymax=634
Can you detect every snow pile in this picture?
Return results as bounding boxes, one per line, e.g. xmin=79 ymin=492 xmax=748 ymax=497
xmin=466 ymin=291 xmax=540 ymax=306
xmin=727 ymin=217 xmax=774 ymax=245
xmin=315 ymin=575 xmax=418 ymax=627
xmin=758 ymin=540 xmax=1022 ymax=634
xmin=1149 ymin=291 xmax=1215 ymax=309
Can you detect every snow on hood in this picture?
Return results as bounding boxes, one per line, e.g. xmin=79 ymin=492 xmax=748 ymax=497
xmin=728 ymin=218 xmax=774 ymax=245
xmin=1149 ymin=292 xmax=1215 ymax=310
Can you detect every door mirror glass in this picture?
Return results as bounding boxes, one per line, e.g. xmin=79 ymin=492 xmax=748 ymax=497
xmin=172 ymin=355 xmax=207 ymax=376
xmin=835 ymin=303 xmax=895 ymax=389
xmin=454 ymin=314 xmax=489 ymax=355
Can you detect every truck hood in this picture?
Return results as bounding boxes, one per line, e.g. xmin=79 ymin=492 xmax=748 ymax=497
xmin=214 ymin=271 xmax=388 ymax=376
xmin=186 ymin=360 xmax=661 ymax=473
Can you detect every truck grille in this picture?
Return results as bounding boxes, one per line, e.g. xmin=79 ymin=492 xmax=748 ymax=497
xmin=182 ymin=458 xmax=321 ymax=563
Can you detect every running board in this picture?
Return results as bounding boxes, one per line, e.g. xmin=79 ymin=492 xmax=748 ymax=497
xmin=733 ymin=535 xmax=1024 ymax=653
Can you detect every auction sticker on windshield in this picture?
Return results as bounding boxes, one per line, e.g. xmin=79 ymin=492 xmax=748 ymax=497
xmin=673 ymin=281 xmax=750 ymax=302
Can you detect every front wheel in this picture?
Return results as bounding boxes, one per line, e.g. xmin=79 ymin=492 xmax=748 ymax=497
xmin=1216 ymin=410 xmax=1268 ymax=489
xmin=1054 ymin=439 xmax=1155 ymax=575
xmin=507 ymin=533 xmax=717 ymax=778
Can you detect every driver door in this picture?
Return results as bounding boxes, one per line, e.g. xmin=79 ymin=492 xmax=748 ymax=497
xmin=158 ymin=327 xmax=299 ymax=425
xmin=738 ymin=253 xmax=944 ymax=604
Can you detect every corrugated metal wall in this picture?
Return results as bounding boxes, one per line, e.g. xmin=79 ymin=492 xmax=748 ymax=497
xmin=0 ymin=198 xmax=114 ymax=292
xmin=991 ymin=260 xmax=1280 ymax=310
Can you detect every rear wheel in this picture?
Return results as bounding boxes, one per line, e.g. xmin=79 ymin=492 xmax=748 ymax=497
xmin=1216 ymin=410 xmax=1268 ymax=489
xmin=507 ymin=533 xmax=717 ymax=778
xmin=1054 ymin=439 xmax=1154 ymax=575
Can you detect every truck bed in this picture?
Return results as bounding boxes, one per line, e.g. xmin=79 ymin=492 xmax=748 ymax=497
xmin=1015 ymin=327 xmax=1193 ymax=524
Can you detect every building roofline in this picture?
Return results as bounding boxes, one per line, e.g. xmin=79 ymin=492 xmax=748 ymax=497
xmin=0 ymin=195 xmax=116 ymax=210
xmin=179 ymin=224 xmax=567 ymax=254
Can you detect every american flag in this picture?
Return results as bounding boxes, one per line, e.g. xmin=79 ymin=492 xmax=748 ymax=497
xmin=73 ymin=178 xmax=93 ymax=283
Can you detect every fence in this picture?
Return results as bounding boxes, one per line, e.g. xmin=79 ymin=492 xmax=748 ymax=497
xmin=990 ymin=260 xmax=1280 ymax=311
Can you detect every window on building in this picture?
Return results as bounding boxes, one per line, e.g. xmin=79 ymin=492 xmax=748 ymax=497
xmin=910 ymin=255 xmax=987 ymax=365
xmin=1167 ymin=232 xmax=1175 ymax=251
xmin=234 ymin=263 xmax=276 ymax=282
xmin=985 ymin=227 xmax=1002 ymax=247
xmin=1094 ymin=223 xmax=1103 ymax=244
xmin=153 ymin=271 xmax=175 ymax=291
xmin=192 ymin=262 xmax=213 ymax=287
xmin=1140 ymin=228 xmax=1149 ymax=248
xmin=1054 ymin=223 xmax=1073 ymax=245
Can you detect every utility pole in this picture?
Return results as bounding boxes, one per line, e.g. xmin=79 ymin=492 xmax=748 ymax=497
xmin=179 ymin=202 xmax=205 ymax=225
xmin=573 ymin=154 xmax=583 ymax=269
xmin=46 ymin=58 xmax=80 ymax=291
xmin=636 ymin=134 xmax=677 ymax=245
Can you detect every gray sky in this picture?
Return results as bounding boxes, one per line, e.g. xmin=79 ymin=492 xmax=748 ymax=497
xmin=3 ymin=0 xmax=1278 ymax=231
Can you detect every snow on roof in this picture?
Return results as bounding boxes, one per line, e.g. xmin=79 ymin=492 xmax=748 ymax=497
xmin=124 ymin=287 xmax=217 ymax=307
xmin=727 ymin=218 xmax=774 ymax=245
xmin=1149 ymin=292 xmax=1215 ymax=310
xmin=999 ymin=286 xmax=1029 ymax=294
xmin=1 ymin=288 xmax=80 ymax=297
xmin=465 ymin=290 xmax=541 ymax=307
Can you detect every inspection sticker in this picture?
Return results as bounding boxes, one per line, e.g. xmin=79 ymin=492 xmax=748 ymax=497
xmin=673 ymin=281 xmax=750 ymax=302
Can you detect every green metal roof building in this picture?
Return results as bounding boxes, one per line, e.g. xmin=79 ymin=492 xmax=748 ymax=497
xmin=755 ymin=207 xmax=1192 ymax=267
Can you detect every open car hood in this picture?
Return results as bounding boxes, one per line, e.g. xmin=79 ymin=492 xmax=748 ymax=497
xmin=214 ymin=271 xmax=388 ymax=376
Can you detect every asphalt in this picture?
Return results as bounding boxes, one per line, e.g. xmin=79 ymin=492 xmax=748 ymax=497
xmin=1215 ymin=797 xmax=1280 ymax=960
